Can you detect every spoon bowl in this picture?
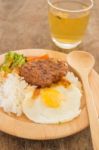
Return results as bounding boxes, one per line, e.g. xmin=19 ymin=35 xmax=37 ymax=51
xmin=67 ymin=51 xmax=95 ymax=75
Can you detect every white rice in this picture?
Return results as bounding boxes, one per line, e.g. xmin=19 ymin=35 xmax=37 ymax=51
xmin=66 ymin=72 xmax=82 ymax=90
xmin=0 ymin=73 xmax=28 ymax=116
xmin=0 ymin=71 xmax=81 ymax=116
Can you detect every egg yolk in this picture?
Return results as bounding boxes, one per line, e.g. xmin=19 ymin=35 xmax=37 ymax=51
xmin=41 ymin=88 xmax=63 ymax=108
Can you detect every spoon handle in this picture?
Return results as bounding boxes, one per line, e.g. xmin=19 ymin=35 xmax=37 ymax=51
xmin=82 ymin=75 xmax=99 ymax=150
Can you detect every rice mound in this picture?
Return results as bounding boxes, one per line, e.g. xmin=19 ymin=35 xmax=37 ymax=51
xmin=0 ymin=73 xmax=28 ymax=116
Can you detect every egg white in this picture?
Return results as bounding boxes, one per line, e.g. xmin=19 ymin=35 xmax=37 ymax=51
xmin=22 ymin=82 xmax=82 ymax=124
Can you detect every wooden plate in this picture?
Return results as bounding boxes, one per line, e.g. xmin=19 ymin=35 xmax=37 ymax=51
xmin=0 ymin=49 xmax=98 ymax=140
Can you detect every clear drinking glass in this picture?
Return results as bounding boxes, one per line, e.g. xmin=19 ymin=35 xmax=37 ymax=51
xmin=47 ymin=0 xmax=93 ymax=49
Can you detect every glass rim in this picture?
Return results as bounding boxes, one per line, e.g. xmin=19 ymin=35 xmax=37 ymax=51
xmin=47 ymin=0 xmax=93 ymax=13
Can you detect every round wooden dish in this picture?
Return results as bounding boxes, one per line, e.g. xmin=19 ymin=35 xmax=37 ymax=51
xmin=0 ymin=49 xmax=90 ymax=140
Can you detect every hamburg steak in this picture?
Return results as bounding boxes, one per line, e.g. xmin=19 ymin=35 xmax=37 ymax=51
xmin=19 ymin=59 xmax=68 ymax=87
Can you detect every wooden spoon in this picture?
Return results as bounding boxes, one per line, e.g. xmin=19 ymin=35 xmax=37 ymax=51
xmin=67 ymin=51 xmax=99 ymax=150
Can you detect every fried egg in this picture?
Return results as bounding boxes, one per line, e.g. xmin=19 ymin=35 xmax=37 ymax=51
xmin=22 ymin=72 xmax=82 ymax=124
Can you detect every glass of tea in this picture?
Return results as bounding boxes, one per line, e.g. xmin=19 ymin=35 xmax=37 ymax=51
xmin=47 ymin=0 xmax=93 ymax=49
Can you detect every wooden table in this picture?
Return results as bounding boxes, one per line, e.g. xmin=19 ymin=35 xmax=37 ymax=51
xmin=0 ymin=0 xmax=98 ymax=149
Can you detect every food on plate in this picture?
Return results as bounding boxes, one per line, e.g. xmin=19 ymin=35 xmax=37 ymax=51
xmin=23 ymin=72 xmax=82 ymax=124
xmin=0 ymin=51 xmax=82 ymax=124
xmin=0 ymin=51 xmax=26 ymax=72
xmin=26 ymin=54 xmax=49 ymax=62
xmin=19 ymin=59 xmax=68 ymax=87
xmin=0 ymin=73 xmax=28 ymax=116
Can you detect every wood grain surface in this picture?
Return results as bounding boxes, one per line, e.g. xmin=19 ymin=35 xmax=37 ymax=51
xmin=0 ymin=0 xmax=98 ymax=149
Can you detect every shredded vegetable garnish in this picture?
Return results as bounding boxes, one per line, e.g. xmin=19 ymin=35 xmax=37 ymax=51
xmin=0 ymin=51 xmax=26 ymax=72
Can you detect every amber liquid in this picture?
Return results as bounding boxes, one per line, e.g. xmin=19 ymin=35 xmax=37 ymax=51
xmin=49 ymin=1 xmax=90 ymax=43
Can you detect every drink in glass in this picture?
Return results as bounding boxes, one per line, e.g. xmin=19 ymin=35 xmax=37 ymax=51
xmin=48 ymin=0 xmax=93 ymax=49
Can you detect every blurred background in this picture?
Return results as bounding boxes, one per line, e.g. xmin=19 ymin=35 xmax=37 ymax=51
xmin=0 ymin=0 xmax=98 ymax=60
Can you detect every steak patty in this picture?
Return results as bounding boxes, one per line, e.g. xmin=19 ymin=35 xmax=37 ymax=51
xmin=19 ymin=59 xmax=68 ymax=87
